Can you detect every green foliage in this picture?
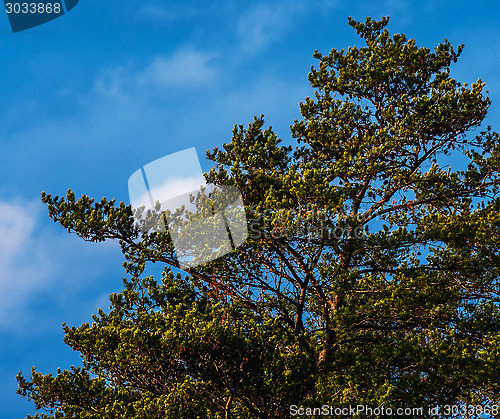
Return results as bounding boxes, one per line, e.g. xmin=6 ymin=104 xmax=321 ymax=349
xmin=18 ymin=272 xmax=317 ymax=418
xmin=18 ymin=16 xmax=500 ymax=418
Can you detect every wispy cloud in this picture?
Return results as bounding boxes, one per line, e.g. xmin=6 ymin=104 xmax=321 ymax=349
xmin=138 ymin=50 xmax=218 ymax=88
xmin=235 ymin=0 xmax=338 ymax=54
xmin=137 ymin=3 xmax=179 ymax=21
xmin=236 ymin=3 xmax=298 ymax=53
xmin=136 ymin=3 xmax=200 ymax=23
xmin=92 ymin=49 xmax=218 ymax=101
xmin=0 ymin=200 xmax=54 ymax=326
xmin=0 ymin=197 xmax=127 ymax=334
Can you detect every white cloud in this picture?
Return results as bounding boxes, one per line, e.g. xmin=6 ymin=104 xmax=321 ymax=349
xmin=136 ymin=3 xmax=200 ymax=23
xmin=0 ymin=198 xmax=126 ymax=332
xmin=236 ymin=2 xmax=310 ymax=53
xmin=0 ymin=201 xmax=35 ymax=264
xmin=234 ymin=0 xmax=343 ymax=54
xmin=138 ymin=50 xmax=217 ymax=88
xmin=0 ymin=201 xmax=54 ymax=326
xmin=137 ymin=3 xmax=177 ymax=21
xmin=92 ymin=49 xmax=218 ymax=101
xmin=237 ymin=4 xmax=289 ymax=53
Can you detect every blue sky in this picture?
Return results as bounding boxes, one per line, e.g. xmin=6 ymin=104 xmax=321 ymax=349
xmin=1 ymin=0 xmax=500 ymax=416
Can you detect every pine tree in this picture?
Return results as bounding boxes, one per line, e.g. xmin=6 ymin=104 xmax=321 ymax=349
xmin=18 ymin=16 xmax=500 ymax=418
